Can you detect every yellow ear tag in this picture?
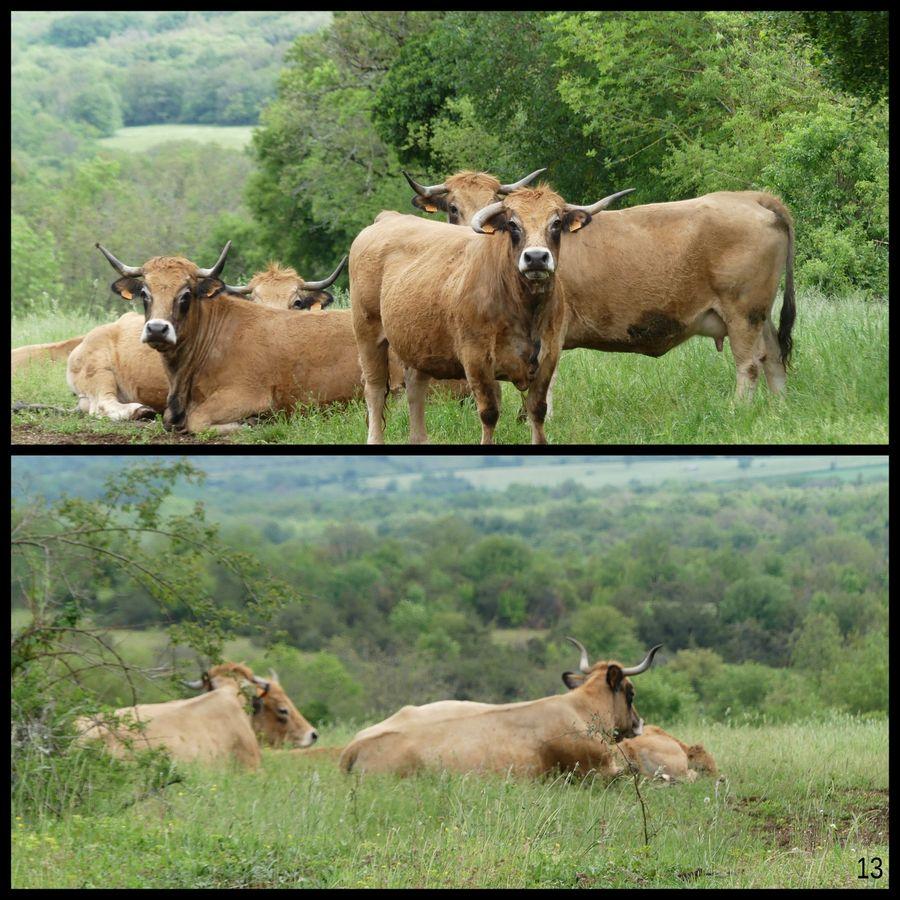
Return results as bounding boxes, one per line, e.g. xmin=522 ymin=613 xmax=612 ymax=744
xmin=424 ymin=204 xmax=439 ymax=213
xmin=480 ymin=224 xmax=496 ymax=234
xmin=205 ymin=287 xmax=217 ymax=297
xmin=120 ymin=289 xmax=133 ymax=300
xmin=568 ymin=219 xmax=584 ymax=233
xmin=311 ymin=302 xmax=322 ymax=311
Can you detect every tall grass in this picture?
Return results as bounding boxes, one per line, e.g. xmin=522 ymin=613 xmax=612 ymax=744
xmin=11 ymin=291 xmax=888 ymax=444
xmin=11 ymin=715 xmax=888 ymax=888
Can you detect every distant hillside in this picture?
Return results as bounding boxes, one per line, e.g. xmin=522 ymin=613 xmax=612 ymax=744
xmin=11 ymin=10 xmax=332 ymax=148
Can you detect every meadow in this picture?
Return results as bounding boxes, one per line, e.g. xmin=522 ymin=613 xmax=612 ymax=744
xmin=10 ymin=291 xmax=889 ymax=445
xmin=98 ymin=125 xmax=254 ymax=153
xmin=11 ymin=715 xmax=888 ymax=888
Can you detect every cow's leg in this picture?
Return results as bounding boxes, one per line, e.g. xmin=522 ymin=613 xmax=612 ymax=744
xmin=761 ymin=320 xmax=787 ymax=394
xmin=724 ymin=316 xmax=765 ymax=400
xmin=462 ymin=358 xmax=501 ymax=445
xmin=68 ymin=364 xmax=155 ymax=422
xmin=405 ymin=367 xmax=431 ymax=444
xmin=524 ymin=348 xmax=561 ymax=444
xmin=357 ymin=328 xmax=390 ymax=445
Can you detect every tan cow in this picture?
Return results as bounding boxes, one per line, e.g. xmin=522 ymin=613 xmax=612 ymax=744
xmin=184 ymin=662 xmax=318 ymax=749
xmin=617 ymin=724 xmax=718 ymax=783
xmin=11 ymin=336 xmax=84 ymax=374
xmin=403 ymin=168 xmax=546 ymax=225
xmin=75 ymin=668 xmax=262 ymax=769
xmin=338 ymin=643 xmax=661 ymax=777
xmin=13 ymin=258 xmax=342 ymax=423
xmin=94 ymin=243 xmax=386 ymax=433
xmin=351 ymin=185 xmax=630 ymax=445
xmin=410 ymin=174 xmax=795 ymax=400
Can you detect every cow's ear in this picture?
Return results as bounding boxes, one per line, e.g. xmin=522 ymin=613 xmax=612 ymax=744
xmin=412 ymin=194 xmax=448 ymax=215
xmin=606 ymin=664 xmax=624 ymax=693
xmin=111 ymin=276 xmax=143 ymax=301
xmin=292 ymin=289 xmax=334 ymax=311
xmin=563 ymin=209 xmax=592 ymax=233
xmin=196 ymin=277 xmax=227 ymax=300
xmin=562 ymin=671 xmax=586 ymax=690
xmin=476 ymin=210 xmax=508 ymax=235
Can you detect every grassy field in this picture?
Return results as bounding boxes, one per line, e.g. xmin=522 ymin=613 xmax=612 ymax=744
xmin=11 ymin=291 xmax=888 ymax=444
xmin=98 ymin=125 xmax=254 ymax=153
xmin=11 ymin=715 xmax=888 ymax=888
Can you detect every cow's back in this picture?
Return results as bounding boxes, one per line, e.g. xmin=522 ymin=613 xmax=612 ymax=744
xmin=560 ymin=191 xmax=792 ymax=352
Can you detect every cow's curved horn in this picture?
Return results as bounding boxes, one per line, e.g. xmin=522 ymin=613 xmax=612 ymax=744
xmin=196 ymin=241 xmax=232 ymax=278
xmin=402 ymin=170 xmax=448 ymax=199
xmin=471 ymin=201 xmax=506 ymax=234
xmin=498 ymin=167 xmax=547 ymax=194
xmin=267 ymin=668 xmax=279 ymax=683
xmin=297 ymin=255 xmax=347 ymax=291
xmin=182 ymin=678 xmax=205 ymax=690
xmin=566 ymin=636 xmax=592 ymax=674
xmin=621 ymin=643 xmax=663 ymax=677
xmin=566 ymin=188 xmax=636 ymax=216
xmin=223 ymin=282 xmax=253 ymax=295
xmin=96 ymin=243 xmax=143 ymax=277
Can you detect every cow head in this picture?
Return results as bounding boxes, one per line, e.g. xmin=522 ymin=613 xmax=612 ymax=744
xmin=404 ymin=168 xmax=546 ymax=226
xmin=470 ymin=185 xmax=635 ymax=297
xmin=225 ymin=257 xmax=348 ymax=311
xmin=96 ymin=242 xmax=233 ymax=352
xmin=561 ymin=637 xmax=661 ymax=740
xmin=185 ymin=662 xmax=318 ymax=749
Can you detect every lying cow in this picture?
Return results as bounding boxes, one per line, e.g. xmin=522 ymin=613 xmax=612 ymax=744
xmin=352 ymin=184 xmax=631 ymax=444
xmin=183 ymin=661 xmax=318 ymax=749
xmin=618 ymin=725 xmax=718 ymax=783
xmin=339 ymin=643 xmax=661 ymax=777
xmin=94 ymin=242 xmax=387 ymax=433
xmin=11 ymin=336 xmax=84 ymax=375
xmin=75 ymin=667 xmax=263 ymax=769
xmin=409 ymin=172 xmax=796 ymax=400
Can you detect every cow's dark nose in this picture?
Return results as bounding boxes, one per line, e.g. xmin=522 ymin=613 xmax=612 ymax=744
xmin=523 ymin=249 xmax=551 ymax=269
xmin=145 ymin=321 xmax=170 ymax=337
xmin=309 ymin=730 xmax=318 ymax=743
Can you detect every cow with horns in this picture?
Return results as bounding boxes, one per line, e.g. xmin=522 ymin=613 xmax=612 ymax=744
xmin=339 ymin=641 xmax=661 ymax=777
xmin=95 ymin=242 xmax=363 ymax=433
xmin=351 ymin=184 xmax=632 ymax=444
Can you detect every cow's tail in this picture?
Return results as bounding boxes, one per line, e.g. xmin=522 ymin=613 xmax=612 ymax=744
xmin=758 ymin=195 xmax=796 ymax=368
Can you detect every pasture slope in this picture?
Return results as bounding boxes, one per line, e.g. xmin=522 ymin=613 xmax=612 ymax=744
xmin=11 ymin=715 xmax=888 ymax=888
xmin=11 ymin=292 xmax=888 ymax=445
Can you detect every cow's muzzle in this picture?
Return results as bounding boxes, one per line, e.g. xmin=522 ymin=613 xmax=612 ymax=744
xmin=518 ymin=246 xmax=555 ymax=281
xmin=141 ymin=319 xmax=176 ymax=349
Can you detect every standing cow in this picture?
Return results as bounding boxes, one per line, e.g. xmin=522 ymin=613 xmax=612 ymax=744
xmin=408 ymin=172 xmax=796 ymax=400
xmin=351 ymin=184 xmax=631 ymax=444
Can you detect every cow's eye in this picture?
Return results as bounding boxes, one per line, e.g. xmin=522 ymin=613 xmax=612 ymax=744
xmin=449 ymin=204 xmax=459 ymax=216
xmin=140 ymin=287 xmax=150 ymax=303
xmin=550 ymin=219 xmax=561 ymax=234
xmin=277 ymin=707 xmax=289 ymax=720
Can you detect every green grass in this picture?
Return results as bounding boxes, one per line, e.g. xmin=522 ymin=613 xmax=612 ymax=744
xmin=11 ymin=715 xmax=888 ymax=888
xmin=11 ymin=292 xmax=888 ymax=444
xmin=98 ymin=125 xmax=254 ymax=153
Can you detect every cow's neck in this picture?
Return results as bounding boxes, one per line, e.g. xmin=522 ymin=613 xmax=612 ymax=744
xmin=161 ymin=300 xmax=233 ymax=428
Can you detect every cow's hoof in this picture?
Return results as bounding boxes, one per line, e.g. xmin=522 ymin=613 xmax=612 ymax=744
xmin=132 ymin=406 xmax=157 ymax=421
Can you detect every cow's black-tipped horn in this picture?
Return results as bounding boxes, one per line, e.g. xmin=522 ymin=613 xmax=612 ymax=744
xmin=498 ymin=167 xmax=547 ymax=194
xmin=566 ymin=188 xmax=636 ymax=216
xmin=566 ymin=636 xmax=592 ymax=674
xmin=196 ymin=240 xmax=232 ymax=278
xmin=182 ymin=678 xmax=205 ymax=690
xmin=298 ymin=255 xmax=347 ymax=291
xmin=403 ymin=170 xmax=448 ymax=198
xmin=621 ymin=643 xmax=663 ymax=677
xmin=471 ymin=201 xmax=506 ymax=234
xmin=223 ymin=282 xmax=253 ymax=295
xmin=96 ymin=243 xmax=143 ymax=277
